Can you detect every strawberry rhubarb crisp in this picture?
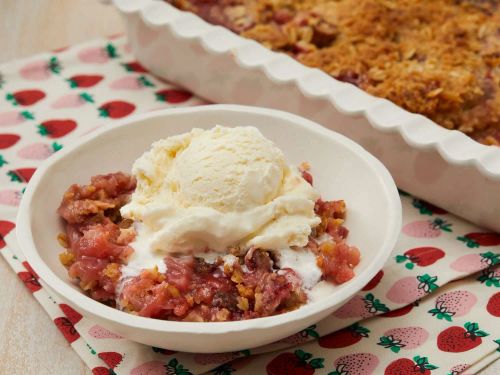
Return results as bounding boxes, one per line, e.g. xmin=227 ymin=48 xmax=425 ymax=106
xmin=57 ymin=126 xmax=360 ymax=321
xmin=166 ymin=0 xmax=500 ymax=145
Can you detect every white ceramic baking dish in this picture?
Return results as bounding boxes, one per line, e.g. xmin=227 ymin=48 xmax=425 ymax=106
xmin=112 ymin=0 xmax=500 ymax=232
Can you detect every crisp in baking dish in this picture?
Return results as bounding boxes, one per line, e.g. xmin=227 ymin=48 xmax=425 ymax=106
xmin=167 ymin=0 xmax=500 ymax=145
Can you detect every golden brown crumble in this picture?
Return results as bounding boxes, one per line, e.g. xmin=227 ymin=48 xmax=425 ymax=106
xmin=168 ymin=0 xmax=500 ymax=145
xmin=103 ymin=263 xmax=121 ymax=282
xmin=59 ymin=250 xmax=75 ymax=267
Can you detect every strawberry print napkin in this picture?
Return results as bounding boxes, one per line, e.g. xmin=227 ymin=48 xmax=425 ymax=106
xmin=0 ymin=37 xmax=498 ymax=375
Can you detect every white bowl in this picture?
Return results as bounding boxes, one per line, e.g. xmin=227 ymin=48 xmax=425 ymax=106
xmin=17 ymin=105 xmax=401 ymax=353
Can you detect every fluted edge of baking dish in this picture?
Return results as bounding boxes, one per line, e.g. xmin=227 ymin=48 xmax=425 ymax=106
xmin=113 ymin=0 xmax=500 ymax=180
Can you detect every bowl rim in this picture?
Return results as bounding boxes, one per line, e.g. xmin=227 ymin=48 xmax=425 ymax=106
xmin=17 ymin=104 xmax=401 ymax=335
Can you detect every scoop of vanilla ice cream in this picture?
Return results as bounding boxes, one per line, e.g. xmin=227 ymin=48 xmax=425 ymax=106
xmin=173 ymin=126 xmax=284 ymax=212
xmin=121 ymin=125 xmax=320 ymax=255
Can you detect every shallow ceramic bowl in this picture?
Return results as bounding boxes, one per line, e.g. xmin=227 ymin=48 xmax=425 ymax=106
xmin=17 ymin=105 xmax=401 ymax=353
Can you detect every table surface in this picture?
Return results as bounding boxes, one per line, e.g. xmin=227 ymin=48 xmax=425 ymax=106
xmin=0 ymin=1 xmax=497 ymax=374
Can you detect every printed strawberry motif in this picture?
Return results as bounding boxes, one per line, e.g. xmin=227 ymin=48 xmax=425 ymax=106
xmin=17 ymin=269 xmax=41 ymax=292
xmin=330 ymin=353 xmax=379 ymax=375
xmin=38 ymin=119 xmax=77 ymax=138
xmin=428 ymin=290 xmax=477 ymax=321
xmin=122 ymin=61 xmax=148 ymax=73
xmin=385 ymin=356 xmax=438 ymax=375
xmin=78 ymin=43 xmax=119 ymax=64
xmin=98 ymin=352 xmax=123 ymax=369
xmin=412 ymin=198 xmax=447 ymax=215
xmin=0 ymin=220 xmax=15 ymax=249
xmin=0 ymin=155 xmax=8 ymax=167
xmin=151 ymin=347 xmax=177 ymax=355
xmin=88 ymin=325 xmax=123 ymax=339
xmin=17 ymin=142 xmax=62 ymax=160
xmin=6 ymin=89 xmax=46 ymax=106
xmin=51 ymin=92 xmax=93 ymax=109
xmin=92 ymin=367 xmax=116 ymax=375
xmin=477 ymin=266 xmax=500 ymax=287
xmin=403 ymin=218 xmax=452 ymax=238
xmin=0 ymin=189 xmax=23 ymax=206
xmin=382 ymin=304 xmax=415 ymax=318
xmin=267 ymin=350 xmax=324 ymax=375
xmin=131 ymin=361 xmax=168 ymax=375
xmin=362 ymin=270 xmax=384 ymax=291
xmin=457 ymin=232 xmax=500 ymax=248
xmin=98 ymin=101 xmax=135 ymax=119
xmin=194 ymin=350 xmax=249 ymax=365
xmin=0 ymin=110 xmax=34 ymax=126
xmin=386 ymin=274 xmax=438 ymax=304
xmin=450 ymin=252 xmax=499 ymax=273
xmin=319 ymin=323 xmax=370 ymax=348
xmin=278 ymin=325 xmax=319 ymax=345
xmin=67 ymin=74 xmax=103 ymax=88
xmin=8 ymin=168 xmax=36 ymax=183
xmin=437 ymin=322 xmax=489 ymax=352
xmin=447 ymin=364 xmax=470 ymax=375
xmin=19 ymin=57 xmax=61 ymax=80
xmin=21 ymin=261 xmax=39 ymax=277
xmin=486 ymin=292 xmax=500 ymax=317
xmin=0 ymin=134 xmax=21 ymax=149
xmin=54 ymin=316 xmax=80 ymax=343
xmin=59 ymin=304 xmax=83 ymax=325
xmin=109 ymin=76 xmax=154 ymax=90
xmin=334 ymin=293 xmax=389 ymax=318
xmin=165 ymin=358 xmax=192 ymax=375
xmin=395 ymin=247 xmax=445 ymax=269
xmin=155 ymin=89 xmax=192 ymax=104
xmin=378 ymin=327 xmax=429 ymax=353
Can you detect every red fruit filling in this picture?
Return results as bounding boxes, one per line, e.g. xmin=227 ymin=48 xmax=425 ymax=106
xmin=57 ymin=170 xmax=360 ymax=321
xmin=57 ymin=172 xmax=136 ymax=303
